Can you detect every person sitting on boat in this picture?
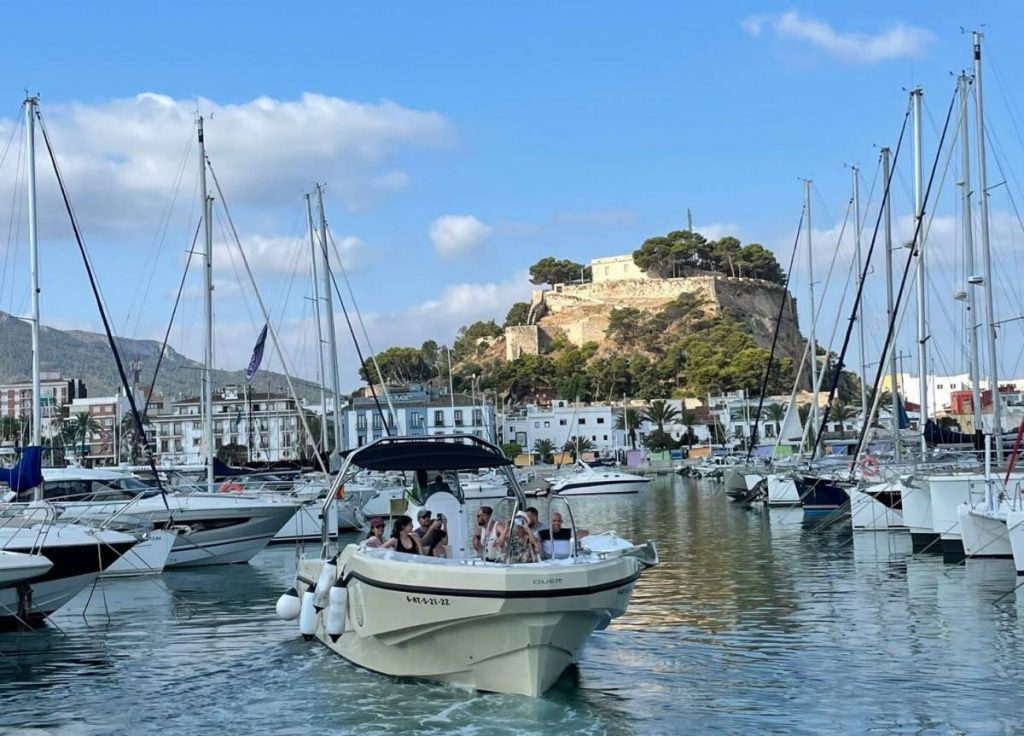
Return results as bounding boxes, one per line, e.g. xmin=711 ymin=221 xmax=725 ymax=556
xmin=538 ymin=512 xmax=588 ymax=560
xmin=363 ymin=517 xmax=387 ymax=548
xmin=412 ymin=508 xmax=445 ymax=554
xmin=472 ymin=506 xmax=495 ymax=559
xmin=525 ymin=506 xmax=547 ymax=534
xmin=428 ymin=474 xmax=451 ymax=494
xmin=432 ymin=529 xmax=450 ymax=559
xmin=381 ymin=515 xmax=423 ymax=554
xmin=496 ymin=511 xmax=540 ymax=563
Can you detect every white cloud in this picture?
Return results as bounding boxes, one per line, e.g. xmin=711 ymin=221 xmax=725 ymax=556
xmin=742 ymin=10 xmax=933 ymax=63
xmin=210 ymin=232 xmax=365 ymax=277
xmin=429 ymin=214 xmax=493 ymax=257
xmin=0 ymin=92 xmax=453 ymax=239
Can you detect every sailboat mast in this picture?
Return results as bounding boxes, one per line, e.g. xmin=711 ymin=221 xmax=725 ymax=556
xmin=911 ymin=88 xmax=928 ymax=458
xmin=316 ymin=184 xmax=344 ymax=470
xmin=958 ymin=72 xmax=984 ymax=437
xmin=25 ymin=97 xmax=41 ymax=452
xmin=198 ymin=117 xmax=215 ymax=491
xmin=306 ymin=194 xmax=329 ymax=453
xmin=973 ymin=32 xmax=1003 ymax=459
xmin=852 ymin=167 xmax=868 ymax=418
xmin=881 ymin=147 xmax=901 ymax=461
xmin=804 ymin=179 xmax=818 ymax=434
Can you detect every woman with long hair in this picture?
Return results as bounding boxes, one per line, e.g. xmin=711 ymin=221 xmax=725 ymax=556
xmin=381 ymin=514 xmax=423 ymax=554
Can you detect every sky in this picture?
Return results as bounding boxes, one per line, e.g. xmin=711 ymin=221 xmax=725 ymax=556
xmin=2 ymin=2 xmax=1024 ymax=399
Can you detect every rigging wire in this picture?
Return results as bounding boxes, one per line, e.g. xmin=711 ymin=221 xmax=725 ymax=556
xmin=34 ymin=106 xmax=170 ymax=511
xmin=746 ymin=204 xmax=805 ymax=457
xmin=842 ymin=85 xmax=958 ymax=464
xmin=141 ymin=220 xmax=202 ymax=418
xmin=203 ymin=157 xmax=329 ymax=474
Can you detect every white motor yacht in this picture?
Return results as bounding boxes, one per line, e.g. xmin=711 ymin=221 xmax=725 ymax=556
xmin=26 ymin=467 xmax=297 ymax=569
xmin=0 ymin=509 xmax=138 ymax=627
xmin=546 ymin=460 xmax=650 ymax=496
xmin=277 ymin=435 xmax=658 ymax=697
xmin=0 ymin=550 xmax=52 ymax=586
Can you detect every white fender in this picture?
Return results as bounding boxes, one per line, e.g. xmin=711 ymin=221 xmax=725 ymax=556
xmin=275 ymin=587 xmax=301 ymax=621
xmin=313 ymin=559 xmax=338 ymax=612
xmin=299 ymin=586 xmax=319 ymax=639
xmin=325 ymin=582 xmax=348 ymax=642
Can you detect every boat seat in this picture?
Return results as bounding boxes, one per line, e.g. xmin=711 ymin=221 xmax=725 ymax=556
xmin=423 ymin=491 xmax=468 ymax=559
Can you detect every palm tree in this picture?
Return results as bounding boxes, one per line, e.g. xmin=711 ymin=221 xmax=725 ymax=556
xmin=642 ymin=399 xmax=680 ymax=433
xmin=764 ymin=403 xmax=786 ymax=437
xmin=0 ymin=416 xmax=16 ymax=442
xmin=830 ymin=400 xmax=858 ymax=433
xmin=562 ymin=436 xmax=593 ymax=460
xmin=679 ymin=408 xmax=697 ymax=446
xmin=533 ymin=438 xmax=555 ymax=464
xmin=614 ymin=408 xmax=642 ymax=449
xmin=73 ymin=411 xmax=100 ymax=457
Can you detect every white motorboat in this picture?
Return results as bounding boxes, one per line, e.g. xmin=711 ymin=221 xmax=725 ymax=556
xmin=0 ymin=550 xmax=52 ymax=586
xmin=546 ymin=460 xmax=650 ymax=496
xmin=29 ymin=468 xmax=297 ymax=569
xmin=277 ymin=435 xmax=658 ymax=697
xmin=0 ymin=511 xmax=138 ymax=627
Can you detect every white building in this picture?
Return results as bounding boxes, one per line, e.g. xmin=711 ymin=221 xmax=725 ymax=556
xmin=0 ymin=370 xmax=86 ymax=440
xmin=884 ymin=372 xmax=1024 ymax=416
xmin=66 ymin=390 xmax=142 ymax=465
xmin=149 ymin=385 xmax=309 ymax=464
xmin=502 ymin=399 xmax=624 ymax=454
xmin=343 ymin=384 xmax=497 ymax=448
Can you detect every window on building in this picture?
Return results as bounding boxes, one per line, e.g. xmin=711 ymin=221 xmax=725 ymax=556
xmin=603 ymin=435 xmax=608 ymax=441
xmin=434 ymin=410 xmax=445 ymax=427
xmin=534 ymin=421 xmax=540 ymax=428
xmin=356 ymin=414 xmax=367 ymax=430
xmin=372 ymin=413 xmax=382 ymax=429
xmin=578 ymin=418 xmax=586 ymax=425
xmin=454 ymin=410 xmax=464 ymax=426
xmin=559 ymin=419 xmax=567 ymax=426
xmin=544 ymin=421 xmax=550 ymax=428
xmin=410 ymin=414 xmax=424 ymax=428
xmin=591 ymin=435 xmax=597 ymax=441
xmin=596 ymin=417 xmax=605 ymax=424
xmin=473 ymin=409 xmax=482 ymax=426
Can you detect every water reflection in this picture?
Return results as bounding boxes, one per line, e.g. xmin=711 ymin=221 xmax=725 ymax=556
xmin=1 ymin=476 xmax=1023 ymax=734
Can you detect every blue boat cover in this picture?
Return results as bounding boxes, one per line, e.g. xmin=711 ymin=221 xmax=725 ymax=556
xmin=0 ymin=445 xmax=44 ymax=492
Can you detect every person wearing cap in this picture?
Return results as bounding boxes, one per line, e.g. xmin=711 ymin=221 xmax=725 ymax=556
xmin=413 ymin=508 xmax=445 ymax=555
xmin=364 ymin=517 xmax=387 ymax=548
xmin=365 ymin=518 xmax=387 ymax=548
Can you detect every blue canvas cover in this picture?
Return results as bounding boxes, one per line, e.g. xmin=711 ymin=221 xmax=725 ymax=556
xmin=0 ymin=445 xmax=44 ymax=492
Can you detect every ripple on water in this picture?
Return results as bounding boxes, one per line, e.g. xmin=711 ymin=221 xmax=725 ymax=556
xmin=2 ymin=477 xmax=1024 ymax=735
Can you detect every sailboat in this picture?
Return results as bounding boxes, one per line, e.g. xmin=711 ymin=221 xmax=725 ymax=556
xmin=0 ymin=98 xmax=140 ymax=624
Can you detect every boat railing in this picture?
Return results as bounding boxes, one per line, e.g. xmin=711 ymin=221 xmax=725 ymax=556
xmin=0 ymin=501 xmax=59 ymax=553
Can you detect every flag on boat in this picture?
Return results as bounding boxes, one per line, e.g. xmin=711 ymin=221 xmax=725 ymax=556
xmin=895 ymin=391 xmax=909 ymax=430
xmin=245 ymin=324 xmax=268 ymax=382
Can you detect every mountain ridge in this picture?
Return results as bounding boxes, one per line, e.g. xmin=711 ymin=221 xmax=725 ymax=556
xmin=0 ymin=310 xmax=320 ymax=403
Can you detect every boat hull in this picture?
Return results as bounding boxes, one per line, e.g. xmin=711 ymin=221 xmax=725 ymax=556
xmin=550 ymin=478 xmax=649 ymax=496
xmin=271 ymin=501 xmax=339 ymax=544
xmin=958 ymin=505 xmax=1012 ymax=558
xmin=103 ymin=529 xmax=177 ymax=577
xmin=297 ymin=548 xmax=641 ymax=696
xmin=851 ymin=482 xmax=904 ymax=531
xmin=0 ymin=535 xmax=136 ymax=627
xmin=795 ymin=475 xmax=849 ymax=515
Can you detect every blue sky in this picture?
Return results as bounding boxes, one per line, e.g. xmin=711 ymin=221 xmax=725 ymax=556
xmin=2 ymin=2 xmax=1024 ymax=395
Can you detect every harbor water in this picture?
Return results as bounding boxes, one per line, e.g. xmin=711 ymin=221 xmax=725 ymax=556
xmin=2 ymin=476 xmax=1023 ymax=735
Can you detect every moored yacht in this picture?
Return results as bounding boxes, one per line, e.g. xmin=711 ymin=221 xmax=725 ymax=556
xmin=546 ymin=460 xmax=650 ymax=496
xmin=278 ymin=435 xmax=658 ymax=696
